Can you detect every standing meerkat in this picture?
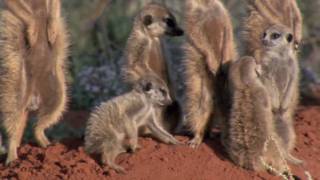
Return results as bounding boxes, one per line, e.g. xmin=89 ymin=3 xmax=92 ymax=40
xmin=122 ymin=2 xmax=184 ymax=133
xmin=182 ymin=0 xmax=237 ymax=148
xmin=0 ymin=0 xmax=69 ymax=164
xmin=243 ymin=0 xmax=302 ymax=54
xmin=224 ymin=56 xmax=290 ymax=175
xmin=122 ymin=2 xmax=183 ymax=87
xmin=85 ymin=76 xmax=179 ymax=173
xmin=224 ymin=25 xmax=302 ymax=176
xmin=258 ymin=25 xmax=301 ymax=160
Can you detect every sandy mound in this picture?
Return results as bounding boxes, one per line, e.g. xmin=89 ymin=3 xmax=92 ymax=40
xmin=0 ymin=106 xmax=319 ymax=180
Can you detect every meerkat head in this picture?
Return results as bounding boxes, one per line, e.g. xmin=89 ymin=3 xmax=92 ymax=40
xmin=138 ymin=3 xmax=184 ymax=37
xmin=262 ymin=25 xmax=294 ymax=51
xmin=135 ymin=75 xmax=172 ymax=106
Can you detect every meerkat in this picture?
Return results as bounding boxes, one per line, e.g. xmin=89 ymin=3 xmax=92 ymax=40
xmin=122 ymin=2 xmax=184 ymax=133
xmin=85 ymin=75 xmax=180 ymax=173
xmin=243 ymin=0 xmax=302 ymax=54
xmin=182 ymin=0 xmax=237 ymax=148
xmin=0 ymin=0 xmax=69 ymax=164
xmin=257 ymin=25 xmax=302 ymax=163
xmin=122 ymin=2 xmax=183 ymax=87
xmin=224 ymin=56 xmax=289 ymax=174
xmin=224 ymin=25 xmax=302 ymax=175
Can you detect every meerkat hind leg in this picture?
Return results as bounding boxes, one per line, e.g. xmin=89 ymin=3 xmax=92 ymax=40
xmin=102 ymin=143 xmax=126 ymax=174
xmin=5 ymin=111 xmax=28 ymax=165
xmin=34 ymin=75 xmax=66 ymax=148
xmin=188 ymin=102 xmax=213 ymax=149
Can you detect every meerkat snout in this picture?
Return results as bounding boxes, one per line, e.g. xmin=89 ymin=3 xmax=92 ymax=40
xmin=141 ymin=3 xmax=184 ymax=37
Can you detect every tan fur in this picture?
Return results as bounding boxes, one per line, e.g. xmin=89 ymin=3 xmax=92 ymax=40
xmin=257 ymin=25 xmax=301 ymax=161
xmin=0 ymin=0 xmax=69 ymax=164
xmin=122 ymin=2 xmax=183 ymax=132
xmin=243 ymin=0 xmax=303 ymax=54
xmin=224 ymin=56 xmax=288 ymax=173
xmin=85 ymin=76 xmax=179 ymax=173
xmin=182 ymin=0 xmax=237 ymax=148
xmin=224 ymin=25 xmax=302 ymax=175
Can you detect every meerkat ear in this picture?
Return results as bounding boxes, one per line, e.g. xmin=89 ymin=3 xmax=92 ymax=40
xmin=287 ymin=34 xmax=293 ymax=43
xmin=143 ymin=15 xmax=153 ymax=26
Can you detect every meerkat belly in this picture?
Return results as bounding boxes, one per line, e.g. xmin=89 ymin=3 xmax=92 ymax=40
xmin=147 ymin=42 xmax=168 ymax=82
xmin=262 ymin=59 xmax=292 ymax=109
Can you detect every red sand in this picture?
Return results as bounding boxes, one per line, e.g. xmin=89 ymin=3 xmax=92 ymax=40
xmin=0 ymin=106 xmax=319 ymax=180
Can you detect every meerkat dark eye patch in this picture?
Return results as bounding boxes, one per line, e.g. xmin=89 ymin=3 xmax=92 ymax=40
xmin=287 ymin=33 xmax=293 ymax=43
xmin=271 ymin=33 xmax=281 ymax=40
xmin=164 ymin=17 xmax=175 ymax=28
xmin=143 ymin=15 xmax=153 ymax=26
xmin=143 ymin=82 xmax=153 ymax=92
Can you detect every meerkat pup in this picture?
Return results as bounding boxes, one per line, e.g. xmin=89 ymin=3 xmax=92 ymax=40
xmin=182 ymin=0 xmax=237 ymax=148
xmin=224 ymin=25 xmax=302 ymax=175
xmin=122 ymin=2 xmax=184 ymax=133
xmin=0 ymin=0 xmax=69 ymax=164
xmin=244 ymin=0 xmax=302 ymax=54
xmin=85 ymin=76 xmax=180 ymax=173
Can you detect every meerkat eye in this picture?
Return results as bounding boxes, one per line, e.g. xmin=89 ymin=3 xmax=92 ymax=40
xmin=164 ymin=17 xmax=175 ymax=28
xmin=287 ymin=34 xmax=293 ymax=43
xmin=143 ymin=82 xmax=153 ymax=92
xmin=143 ymin=15 xmax=153 ymax=26
xmin=271 ymin=33 xmax=281 ymax=40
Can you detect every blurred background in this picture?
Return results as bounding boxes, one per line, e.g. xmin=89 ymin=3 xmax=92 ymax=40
xmin=1 ymin=0 xmax=320 ymax=141
xmin=61 ymin=0 xmax=320 ymax=110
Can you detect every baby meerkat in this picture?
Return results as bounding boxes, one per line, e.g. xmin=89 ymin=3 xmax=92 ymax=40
xmin=243 ymin=0 xmax=302 ymax=54
xmin=0 ymin=0 xmax=69 ymax=164
xmin=85 ymin=75 xmax=180 ymax=173
xmin=182 ymin=0 xmax=237 ymax=148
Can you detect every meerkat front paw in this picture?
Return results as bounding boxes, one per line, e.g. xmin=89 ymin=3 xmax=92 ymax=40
xmin=188 ymin=136 xmax=202 ymax=149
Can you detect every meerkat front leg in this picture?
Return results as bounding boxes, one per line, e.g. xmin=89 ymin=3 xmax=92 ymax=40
xmin=123 ymin=119 xmax=140 ymax=152
xmin=147 ymin=110 xmax=180 ymax=145
xmin=4 ymin=0 xmax=38 ymax=47
xmin=290 ymin=0 xmax=303 ymax=49
xmin=186 ymin=16 xmax=219 ymax=74
xmin=47 ymin=0 xmax=61 ymax=45
xmin=5 ymin=111 xmax=29 ymax=165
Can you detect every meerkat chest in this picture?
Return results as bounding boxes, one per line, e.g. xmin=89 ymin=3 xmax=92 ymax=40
xmin=146 ymin=40 xmax=167 ymax=80
xmin=132 ymin=105 xmax=153 ymax=128
xmin=260 ymin=55 xmax=296 ymax=104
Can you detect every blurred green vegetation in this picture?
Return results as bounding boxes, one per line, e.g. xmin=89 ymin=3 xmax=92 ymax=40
xmin=65 ymin=0 xmax=320 ymax=109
